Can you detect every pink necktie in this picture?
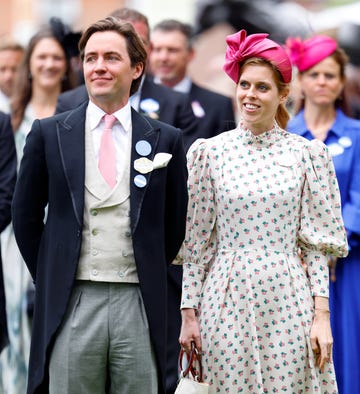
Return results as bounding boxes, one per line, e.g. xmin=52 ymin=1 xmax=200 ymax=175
xmin=98 ymin=114 xmax=117 ymax=188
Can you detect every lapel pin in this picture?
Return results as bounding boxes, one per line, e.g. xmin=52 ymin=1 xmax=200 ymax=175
xmin=140 ymin=98 xmax=160 ymax=113
xmin=134 ymin=174 xmax=147 ymax=188
xmin=191 ymin=100 xmax=206 ymax=118
xmin=338 ymin=136 xmax=352 ymax=148
xmin=328 ymin=142 xmax=344 ymax=156
xmin=140 ymin=98 xmax=160 ymax=119
xmin=135 ymin=140 xmax=152 ymax=156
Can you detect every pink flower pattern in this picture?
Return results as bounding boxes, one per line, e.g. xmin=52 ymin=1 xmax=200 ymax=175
xmin=180 ymin=124 xmax=348 ymax=393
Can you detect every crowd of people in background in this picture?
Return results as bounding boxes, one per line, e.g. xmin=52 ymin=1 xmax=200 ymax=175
xmin=0 ymin=5 xmax=359 ymax=394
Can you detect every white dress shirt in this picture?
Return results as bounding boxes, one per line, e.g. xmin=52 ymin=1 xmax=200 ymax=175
xmin=86 ymin=101 xmax=132 ymax=182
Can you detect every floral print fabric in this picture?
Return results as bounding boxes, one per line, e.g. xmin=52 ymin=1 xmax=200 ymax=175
xmin=178 ymin=124 xmax=348 ymax=393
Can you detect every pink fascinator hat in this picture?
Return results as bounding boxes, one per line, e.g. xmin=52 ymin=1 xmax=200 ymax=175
xmin=285 ymin=35 xmax=337 ymax=72
xmin=223 ymin=29 xmax=292 ymax=84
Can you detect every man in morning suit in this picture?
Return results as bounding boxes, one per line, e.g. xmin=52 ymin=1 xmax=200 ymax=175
xmin=0 ymin=111 xmax=17 ymax=354
xmin=150 ymin=19 xmax=236 ymax=151
xmin=55 ymin=9 xmax=194 ymax=393
xmin=12 ymin=17 xmax=188 ymax=394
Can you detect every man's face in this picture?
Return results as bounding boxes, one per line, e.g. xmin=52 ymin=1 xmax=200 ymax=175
xmin=83 ymin=30 xmax=143 ymax=111
xmin=0 ymin=49 xmax=23 ymax=97
xmin=150 ymin=30 xmax=193 ymax=87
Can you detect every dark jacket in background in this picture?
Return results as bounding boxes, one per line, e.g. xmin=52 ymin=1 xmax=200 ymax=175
xmin=0 ymin=112 xmax=17 ymax=353
xmin=186 ymin=82 xmax=236 ymax=150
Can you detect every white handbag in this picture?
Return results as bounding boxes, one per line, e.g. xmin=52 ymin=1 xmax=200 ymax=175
xmin=174 ymin=343 xmax=209 ymax=394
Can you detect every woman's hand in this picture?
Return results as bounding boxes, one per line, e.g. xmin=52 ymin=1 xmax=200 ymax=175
xmin=310 ymin=302 xmax=333 ymax=372
xmin=179 ymin=308 xmax=202 ymax=353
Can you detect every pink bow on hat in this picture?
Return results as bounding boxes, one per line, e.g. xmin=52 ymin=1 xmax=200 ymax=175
xmin=223 ymin=29 xmax=292 ymax=84
xmin=285 ymin=35 xmax=337 ymax=72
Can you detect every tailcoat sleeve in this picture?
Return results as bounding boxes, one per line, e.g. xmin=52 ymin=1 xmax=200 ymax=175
xmin=11 ymin=120 xmax=48 ymax=280
xmin=163 ymin=128 xmax=189 ymax=264
xmin=0 ymin=113 xmax=17 ymax=232
xmin=0 ymin=112 xmax=16 ymax=352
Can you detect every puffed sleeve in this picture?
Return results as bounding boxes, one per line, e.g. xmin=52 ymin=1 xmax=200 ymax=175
xmin=175 ymin=139 xmax=218 ymax=309
xmin=298 ymin=139 xmax=348 ymax=297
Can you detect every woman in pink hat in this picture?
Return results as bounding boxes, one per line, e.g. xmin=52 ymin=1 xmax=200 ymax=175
xmin=175 ymin=29 xmax=348 ymax=393
xmin=287 ymin=34 xmax=360 ymax=394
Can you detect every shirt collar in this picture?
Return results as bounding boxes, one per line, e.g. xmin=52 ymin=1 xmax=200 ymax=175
xmin=87 ymin=100 xmax=132 ymax=133
xmin=153 ymin=75 xmax=192 ymax=94
xmin=330 ymin=109 xmax=348 ymax=137
xmin=130 ymin=75 xmax=145 ymax=99
xmin=292 ymin=109 xmax=345 ymax=138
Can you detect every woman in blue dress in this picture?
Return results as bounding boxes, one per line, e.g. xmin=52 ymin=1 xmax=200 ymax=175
xmin=286 ymin=34 xmax=360 ymax=394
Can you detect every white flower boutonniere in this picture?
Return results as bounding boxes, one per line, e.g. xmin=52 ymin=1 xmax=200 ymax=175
xmin=134 ymin=153 xmax=172 ymax=174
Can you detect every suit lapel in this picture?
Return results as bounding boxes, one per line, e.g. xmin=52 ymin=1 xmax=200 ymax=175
xmin=56 ymin=103 xmax=87 ymax=226
xmin=56 ymin=104 xmax=159 ymax=232
xmin=130 ymin=108 xmax=160 ymax=232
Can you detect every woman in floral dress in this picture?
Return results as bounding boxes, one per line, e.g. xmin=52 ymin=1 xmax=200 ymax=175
xmin=176 ymin=30 xmax=348 ymax=393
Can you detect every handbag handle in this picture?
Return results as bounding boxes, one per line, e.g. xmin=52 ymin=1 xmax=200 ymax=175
xmin=179 ymin=342 xmax=204 ymax=382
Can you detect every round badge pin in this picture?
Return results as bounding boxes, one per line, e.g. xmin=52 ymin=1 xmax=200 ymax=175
xmin=191 ymin=100 xmax=206 ymax=118
xmin=140 ymin=98 xmax=160 ymax=113
xmin=327 ymin=143 xmax=344 ymax=156
xmin=338 ymin=136 xmax=352 ymax=148
xmin=135 ymin=140 xmax=152 ymax=156
xmin=134 ymin=174 xmax=147 ymax=188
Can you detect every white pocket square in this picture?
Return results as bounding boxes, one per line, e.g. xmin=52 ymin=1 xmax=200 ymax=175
xmin=134 ymin=153 xmax=172 ymax=174
xmin=152 ymin=153 xmax=172 ymax=169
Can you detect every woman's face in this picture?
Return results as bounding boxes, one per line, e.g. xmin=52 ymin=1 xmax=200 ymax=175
xmin=29 ymin=37 xmax=67 ymax=90
xmin=236 ymin=63 xmax=287 ymax=134
xmin=299 ymin=56 xmax=344 ymax=107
